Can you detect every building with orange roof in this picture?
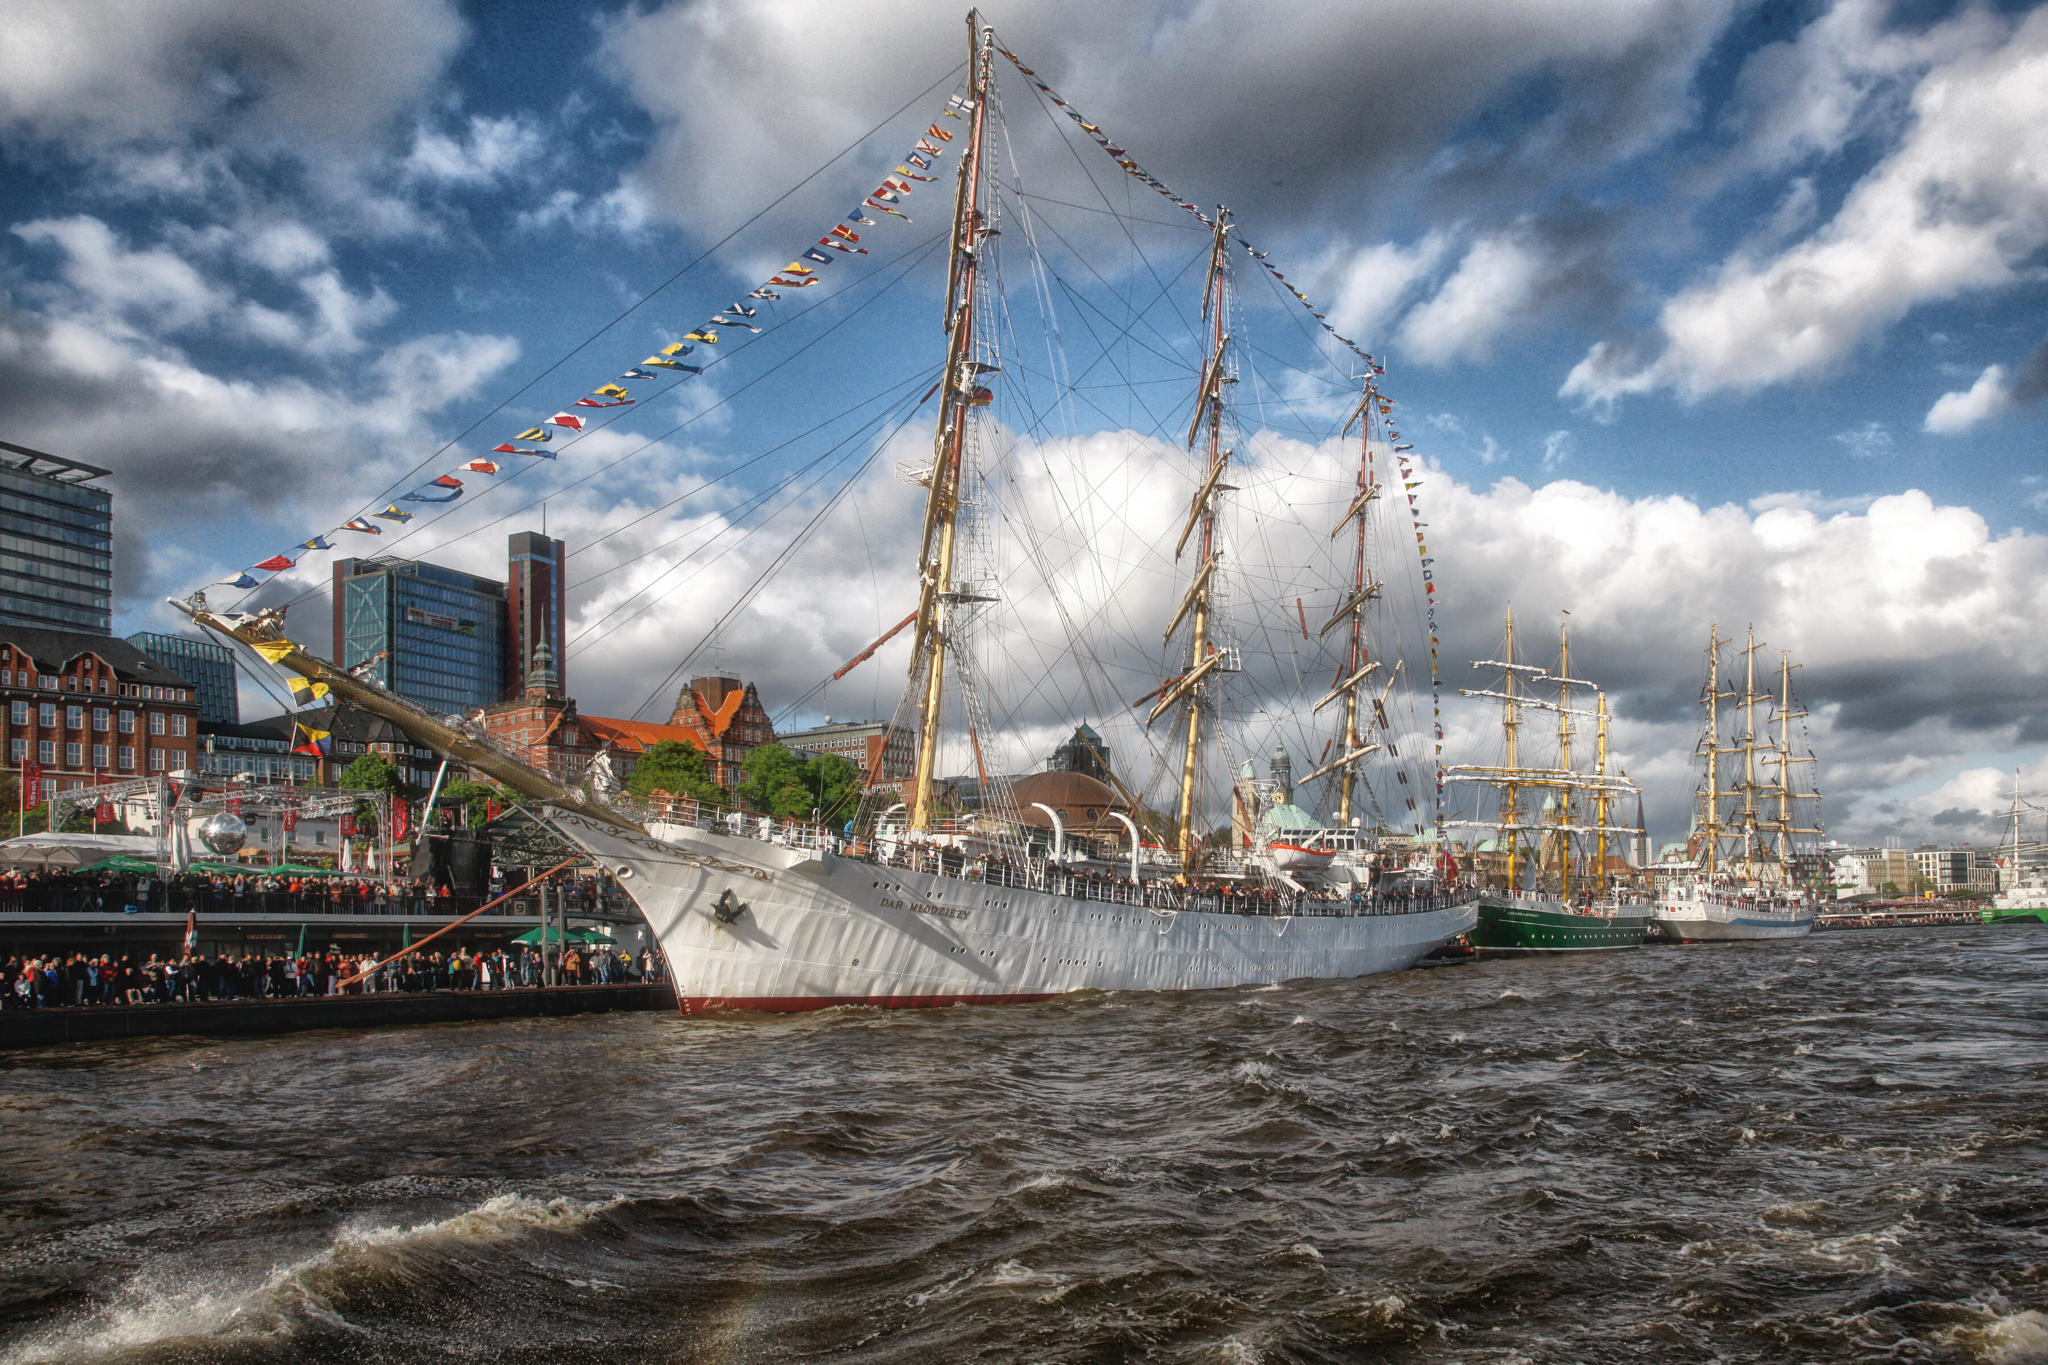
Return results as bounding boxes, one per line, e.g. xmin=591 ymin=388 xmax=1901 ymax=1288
xmin=481 ymin=664 xmax=776 ymax=791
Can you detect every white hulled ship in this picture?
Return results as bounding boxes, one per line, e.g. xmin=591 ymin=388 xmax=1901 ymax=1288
xmin=172 ymin=12 xmax=1474 ymax=1010
xmin=1650 ymin=625 xmax=1821 ymax=942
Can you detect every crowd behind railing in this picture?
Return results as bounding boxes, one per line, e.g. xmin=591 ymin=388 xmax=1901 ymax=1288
xmin=5 ymin=942 xmax=667 ymax=1011
xmin=0 ymin=868 xmax=636 ymax=919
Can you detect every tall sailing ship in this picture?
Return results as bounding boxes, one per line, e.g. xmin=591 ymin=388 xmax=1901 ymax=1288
xmin=1649 ymin=624 xmax=1821 ymax=941
xmin=1445 ymin=612 xmax=1653 ymax=952
xmin=1982 ymin=770 xmax=2048 ymax=925
xmin=170 ymin=12 xmax=1475 ymax=1010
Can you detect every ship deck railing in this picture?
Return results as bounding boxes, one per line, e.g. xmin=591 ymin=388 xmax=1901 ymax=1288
xmin=638 ymin=796 xmax=1472 ymax=919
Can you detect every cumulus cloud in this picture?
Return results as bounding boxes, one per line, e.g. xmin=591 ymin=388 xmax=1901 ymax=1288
xmin=1563 ymin=5 xmax=2048 ymax=408
xmin=1396 ymin=208 xmax=1623 ymax=367
xmin=0 ymin=0 xmax=463 ymax=155
xmin=1925 ymin=332 xmax=2048 ymax=433
xmin=1718 ymin=0 xmax=2004 ymax=176
xmin=600 ymin=0 xmax=1742 ymax=243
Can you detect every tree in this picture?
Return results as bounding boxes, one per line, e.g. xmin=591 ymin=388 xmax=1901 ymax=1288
xmin=804 ymin=754 xmax=863 ymax=826
xmin=339 ymin=753 xmax=402 ymax=795
xmin=737 ymin=743 xmax=815 ymax=821
xmin=627 ymin=739 xmax=723 ymax=805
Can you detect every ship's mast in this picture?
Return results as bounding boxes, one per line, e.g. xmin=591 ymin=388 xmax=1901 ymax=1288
xmin=1503 ymin=608 xmax=1520 ymax=891
xmin=1150 ymin=210 xmax=1234 ymax=872
xmin=1698 ymin=622 xmax=1728 ymax=875
xmin=906 ymin=11 xmax=993 ymax=834
xmin=1556 ymin=617 xmax=1573 ymax=900
xmin=1336 ymin=382 xmax=1377 ymax=827
xmin=1739 ymin=627 xmax=1762 ymax=877
xmin=1595 ymin=691 xmax=1611 ymax=896
xmin=1303 ymin=377 xmax=1386 ymax=820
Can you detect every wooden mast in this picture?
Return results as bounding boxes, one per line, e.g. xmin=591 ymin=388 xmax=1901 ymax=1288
xmin=1699 ymin=621 xmax=1726 ymax=875
xmin=1595 ymin=691 xmax=1611 ymax=896
xmin=1502 ymin=607 xmax=1520 ymax=893
xmin=1334 ymin=378 xmax=1380 ymax=828
xmin=1739 ymin=626 xmax=1761 ymax=877
xmin=1556 ymin=616 xmax=1573 ymax=901
xmin=906 ymin=10 xmax=993 ymax=834
xmin=1152 ymin=209 xmax=1233 ymax=873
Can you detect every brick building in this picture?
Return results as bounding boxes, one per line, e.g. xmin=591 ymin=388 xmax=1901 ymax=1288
xmin=482 ymin=671 xmax=776 ymax=792
xmin=0 ymin=625 xmax=203 ymax=801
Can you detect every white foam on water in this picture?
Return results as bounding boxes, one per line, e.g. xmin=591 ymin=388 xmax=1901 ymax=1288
xmin=1944 ymin=1308 xmax=2048 ymax=1364
xmin=1796 ymin=957 xmax=1818 ymax=964
xmin=983 ymin=1259 xmax=1075 ymax=1304
xmin=1792 ymin=1042 xmax=1815 ymax=1055
xmin=1286 ymin=1242 xmax=1322 ymax=1260
xmin=1436 ymin=1124 xmax=1455 ymax=1140
xmin=0 ymin=1193 xmax=606 ymax=1365
xmin=1213 ymin=1334 xmax=1264 ymax=1364
xmin=1012 ymin=1171 xmax=1067 ymax=1192
xmin=1495 ymin=990 xmax=1527 ymax=1003
xmin=1290 ymin=1015 xmax=1311 ymax=1026
xmin=1233 ymin=1060 xmax=1275 ymax=1082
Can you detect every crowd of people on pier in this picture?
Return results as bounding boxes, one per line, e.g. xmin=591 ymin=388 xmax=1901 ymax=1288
xmin=0 ymin=865 xmax=631 ymax=918
xmin=3 ymin=942 xmax=666 ymax=1010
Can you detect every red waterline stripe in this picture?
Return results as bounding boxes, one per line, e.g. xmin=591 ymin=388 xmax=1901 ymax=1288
xmin=677 ymin=991 xmax=1062 ymax=1014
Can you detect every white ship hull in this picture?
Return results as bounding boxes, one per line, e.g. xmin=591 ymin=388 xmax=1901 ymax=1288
xmin=541 ymin=810 xmax=1477 ymax=1011
xmin=1651 ymin=884 xmax=1816 ymax=942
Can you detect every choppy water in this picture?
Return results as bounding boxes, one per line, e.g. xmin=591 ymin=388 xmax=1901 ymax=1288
xmin=1 ymin=925 xmax=2044 ymax=1364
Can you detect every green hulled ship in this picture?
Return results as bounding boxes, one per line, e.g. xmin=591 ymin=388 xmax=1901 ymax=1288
xmin=1470 ymin=892 xmax=1653 ymax=951
xmin=1981 ymin=770 xmax=2047 ymax=925
xmin=1448 ymin=611 xmax=1653 ymax=955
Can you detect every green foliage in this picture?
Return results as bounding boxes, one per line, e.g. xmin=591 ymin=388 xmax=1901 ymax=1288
xmin=737 ymin=744 xmax=813 ymax=821
xmin=626 ymin=739 xmax=723 ymax=805
xmin=338 ymin=753 xmax=402 ymax=795
xmin=734 ymin=745 xmax=867 ymax=823
xmin=806 ymin=754 xmax=863 ymax=825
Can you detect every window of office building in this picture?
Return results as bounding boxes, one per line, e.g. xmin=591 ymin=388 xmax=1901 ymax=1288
xmin=149 ymin=748 xmax=165 ymax=772
xmin=173 ymin=714 xmax=188 ymax=737
xmin=148 ymin=712 xmax=164 ymax=735
xmin=38 ymin=703 xmax=55 ymax=726
xmin=9 ymin=701 xmax=24 ymax=725
xmin=118 ymin=746 xmax=133 ymax=770
xmin=8 ymin=739 xmax=22 ymax=762
xmin=38 ymin=739 xmax=54 ymax=763
xmin=92 ymin=743 xmax=107 ymax=768
xmin=93 ymin=708 xmax=108 ymax=730
xmin=66 ymin=705 xmax=83 ymax=728
xmin=119 ymin=711 xmax=134 ymax=733
xmin=64 ymin=742 xmax=80 ymax=767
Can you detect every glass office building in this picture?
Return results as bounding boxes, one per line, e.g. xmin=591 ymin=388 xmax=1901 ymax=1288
xmin=128 ymin=631 xmax=239 ymax=724
xmin=0 ymin=442 xmax=114 ymax=634
xmin=333 ymin=557 xmax=507 ymax=716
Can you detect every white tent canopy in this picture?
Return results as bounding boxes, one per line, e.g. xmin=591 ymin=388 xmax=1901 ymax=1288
xmin=0 ymin=832 xmax=159 ymax=870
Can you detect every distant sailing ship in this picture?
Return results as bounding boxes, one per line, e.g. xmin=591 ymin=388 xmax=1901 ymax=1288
xmin=1446 ymin=611 xmax=1653 ymax=953
xmin=171 ymin=11 xmax=1475 ymax=1010
xmin=1983 ymin=770 xmax=2048 ymax=925
xmin=1648 ymin=624 xmax=1820 ymax=942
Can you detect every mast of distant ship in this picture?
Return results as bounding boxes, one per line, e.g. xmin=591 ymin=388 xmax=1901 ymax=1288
xmin=1739 ymin=627 xmax=1763 ymax=878
xmin=905 ymin=10 xmax=993 ymax=834
xmin=1772 ymin=648 xmax=1817 ymax=877
xmin=1698 ymin=622 xmax=1728 ymax=875
xmin=1595 ymin=691 xmax=1612 ymax=895
xmin=1503 ymin=609 xmax=1521 ymax=891
xmin=1150 ymin=209 xmax=1233 ymax=872
xmin=1556 ymin=617 xmax=1573 ymax=900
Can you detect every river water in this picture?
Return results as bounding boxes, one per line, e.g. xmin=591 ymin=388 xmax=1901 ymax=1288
xmin=1 ymin=925 xmax=2043 ymax=1364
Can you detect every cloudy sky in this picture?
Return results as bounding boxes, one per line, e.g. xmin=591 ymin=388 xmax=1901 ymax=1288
xmin=2 ymin=0 xmax=2044 ymax=849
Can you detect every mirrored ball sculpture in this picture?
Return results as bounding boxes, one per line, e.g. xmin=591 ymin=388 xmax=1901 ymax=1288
xmin=197 ymin=812 xmax=248 ymax=856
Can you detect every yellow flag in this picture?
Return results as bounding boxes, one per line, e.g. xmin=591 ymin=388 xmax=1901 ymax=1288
xmin=253 ymin=640 xmax=299 ymax=664
xmin=595 ymin=384 xmax=629 ymax=399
